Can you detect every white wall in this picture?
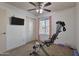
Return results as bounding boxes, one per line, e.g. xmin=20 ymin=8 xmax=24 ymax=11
xmin=0 ymin=3 xmax=35 ymax=50
xmin=52 ymin=7 xmax=76 ymax=48
xmin=39 ymin=7 xmax=76 ymax=48
xmin=76 ymin=3 xmax=79 ymax=52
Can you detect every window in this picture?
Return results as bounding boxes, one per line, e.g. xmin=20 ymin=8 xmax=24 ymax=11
xmin=39 ymin=18 xmax=49 ymax=35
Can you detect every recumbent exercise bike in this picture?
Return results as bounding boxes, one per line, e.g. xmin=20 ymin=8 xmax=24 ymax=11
xmin=30 ymin=21 xmax=66 ymax=56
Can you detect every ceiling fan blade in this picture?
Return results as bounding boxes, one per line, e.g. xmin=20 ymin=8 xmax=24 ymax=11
xmin=29 ymin=2 xmax=36 ymax=7
xmin=28 ymin=8 xmax=36 ymax=11
xmin=44 ymin=9 xmax=51 ymax=12
xmin=44 ymin=2 xmax=51 ymax=7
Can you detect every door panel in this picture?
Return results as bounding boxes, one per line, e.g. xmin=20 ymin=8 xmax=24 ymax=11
xmin=0 ymin=8 xmax=7 ymax=53
xmin=29 ymin=19 xmax=33 ymax=41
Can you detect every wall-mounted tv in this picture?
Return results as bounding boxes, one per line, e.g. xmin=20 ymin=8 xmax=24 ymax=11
xmin=10 ymin=16 xmax=24 ymax=25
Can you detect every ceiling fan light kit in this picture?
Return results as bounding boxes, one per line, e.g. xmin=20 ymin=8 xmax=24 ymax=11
xmin=36 ymin=9 xmax=43 ymax=13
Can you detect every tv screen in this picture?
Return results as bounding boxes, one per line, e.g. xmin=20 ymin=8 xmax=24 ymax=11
xmin=10 ymin=17 xmax=24 ymax=25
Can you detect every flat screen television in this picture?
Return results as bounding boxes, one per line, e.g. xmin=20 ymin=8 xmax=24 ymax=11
xmin=10 ymin=16 xmax=24 ymax=25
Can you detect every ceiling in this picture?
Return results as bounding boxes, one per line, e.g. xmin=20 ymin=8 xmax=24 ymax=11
xmin=6 ymin=2 xmax=76 ymax=15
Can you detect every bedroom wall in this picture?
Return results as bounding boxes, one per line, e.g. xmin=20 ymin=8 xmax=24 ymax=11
xmin=39 ymin=7 xmax=76 ymax=48
xmin=0 ymin=3 xmax=35 ymax=50
xmin=52 ymin=7 xmax=76 ymax=48
xmin=76 ymin=2 xmax=79 ymax=52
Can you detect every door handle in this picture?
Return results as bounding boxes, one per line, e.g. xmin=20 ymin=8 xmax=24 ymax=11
xmin=2 ymin=32 xmax=6 ymax=35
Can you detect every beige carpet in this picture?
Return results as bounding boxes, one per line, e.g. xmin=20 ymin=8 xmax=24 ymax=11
xmin=0 ymin=40 xmax=73 ymax=56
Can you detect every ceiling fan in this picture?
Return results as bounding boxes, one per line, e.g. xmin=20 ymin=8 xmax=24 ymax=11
xmin=28 ymin=2 xmax=52 ymax=14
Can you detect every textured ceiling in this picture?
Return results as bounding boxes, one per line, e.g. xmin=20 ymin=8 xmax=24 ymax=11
xmin=6 ymin=2 xmax=76 ymax=15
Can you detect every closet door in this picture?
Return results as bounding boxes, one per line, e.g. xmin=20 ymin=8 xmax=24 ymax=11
xmin=0 ymin=8 xmax=7 ymax=53
xmin=27 ymin=17 xmax=34 ymax=42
